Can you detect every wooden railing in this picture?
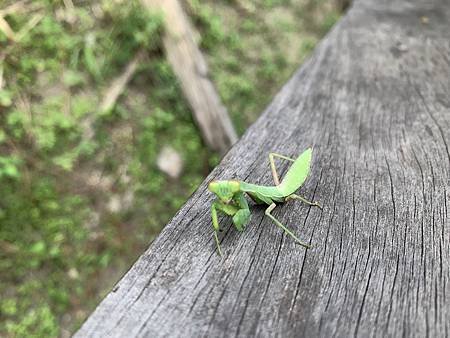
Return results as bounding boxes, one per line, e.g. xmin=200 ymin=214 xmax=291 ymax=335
xmin=75 ymin=0 xmax=450 ymax=336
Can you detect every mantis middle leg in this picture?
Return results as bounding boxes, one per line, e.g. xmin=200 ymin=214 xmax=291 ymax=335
xmin=265 ymin=203 xmax=310 ymax=248
xmin=269 ymin=153 xmax=295 ymax=185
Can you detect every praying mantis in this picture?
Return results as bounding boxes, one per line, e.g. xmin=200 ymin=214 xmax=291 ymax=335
xmin=208 ymin=148 xmax=322 ymax=256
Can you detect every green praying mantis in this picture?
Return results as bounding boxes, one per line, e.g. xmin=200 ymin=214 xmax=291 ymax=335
xmin=208 ymin=148 xmax=322 ymax=256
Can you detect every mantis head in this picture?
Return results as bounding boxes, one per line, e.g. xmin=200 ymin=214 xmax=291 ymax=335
xmin=208 ymin=180 xmax=240 ymax=203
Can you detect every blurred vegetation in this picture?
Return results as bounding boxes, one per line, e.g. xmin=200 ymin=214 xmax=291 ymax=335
xmin=0 ymin=0 xmax=341 ymax=336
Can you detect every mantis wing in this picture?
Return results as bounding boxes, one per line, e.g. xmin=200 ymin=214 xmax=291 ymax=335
xmin=276 ymin=148 xmax=312 ymax=196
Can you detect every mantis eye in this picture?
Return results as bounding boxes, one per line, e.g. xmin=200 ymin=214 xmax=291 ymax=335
xmin=208 ymin=181 xmax=218 ymax=192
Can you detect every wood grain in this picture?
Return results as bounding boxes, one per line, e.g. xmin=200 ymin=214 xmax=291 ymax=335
xmin=75 ymin=0 xmax=450 ymax=336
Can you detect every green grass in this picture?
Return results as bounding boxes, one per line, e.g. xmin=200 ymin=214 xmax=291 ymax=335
xmin=187 ymin=0 xmax=340 ymax=132
xmin=0 ymin=0 xmax=340 ymax=336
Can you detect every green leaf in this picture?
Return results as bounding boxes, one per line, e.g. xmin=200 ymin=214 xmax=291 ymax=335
xmin=30 ymin=241 xmax=46 ymax=255
xmin=0 ymin=129 xmax=6 ymax=143
xmin=0 ymin=89 xmax=13 ymax=107
xmin=0 ymin=156 xmax=21 ymax=179
xmin=63 ymin=70 xmax=85 ymax=87
xmin=52 ymin=151 xmax=78 ymax=171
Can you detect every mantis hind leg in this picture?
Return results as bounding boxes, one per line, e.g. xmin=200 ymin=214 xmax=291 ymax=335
xmin=269 ymin=152 xmax=295 ymax=186
xmin=265 ymin=203 xmax=310 ymax=249
xmin=286 ymin=194 xmax=323 ymax=209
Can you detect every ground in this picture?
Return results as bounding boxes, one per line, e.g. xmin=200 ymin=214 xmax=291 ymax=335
xmin=0 ymin=0 xmax=341 ymax=336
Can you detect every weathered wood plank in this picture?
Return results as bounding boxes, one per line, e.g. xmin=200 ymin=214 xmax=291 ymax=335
xmin=75 ymin=0 xmax=450 ymax=336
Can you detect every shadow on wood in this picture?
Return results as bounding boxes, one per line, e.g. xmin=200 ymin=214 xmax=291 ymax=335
xmin=75 ymin=0 xmax=450 ymax=336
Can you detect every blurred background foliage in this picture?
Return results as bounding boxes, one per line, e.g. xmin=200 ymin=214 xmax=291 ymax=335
xmin=0 ymin=0 xmax=342 ymax=336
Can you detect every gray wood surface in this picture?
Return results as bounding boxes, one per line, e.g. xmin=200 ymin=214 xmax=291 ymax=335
xmin=75 ymin=0 xmax=450 ymax=336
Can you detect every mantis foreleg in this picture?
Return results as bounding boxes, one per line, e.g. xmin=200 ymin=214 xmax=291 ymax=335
xmin=286 ymin=194 xmax=322 ymax=209
xmin=269 ymin=152 xmax=295 ymax=185
xmin=265 ymin=203 xmax=310 ymax=248
xmin=211 ymin=203 xmax=223 ymax=256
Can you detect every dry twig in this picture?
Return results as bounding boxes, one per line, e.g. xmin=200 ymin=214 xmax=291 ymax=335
xmin=99 ymin=50 xmax=145 ymax=113
xmin=0 ymin=15 xmax=16 ymax=41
